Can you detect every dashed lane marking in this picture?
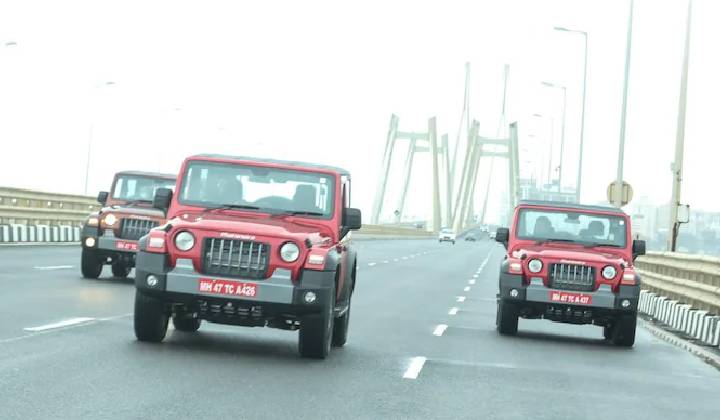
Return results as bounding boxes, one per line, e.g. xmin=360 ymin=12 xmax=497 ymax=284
xmin=457 ymin=296 xmax=466 ymax=303
xmin=33 ymin=265 xmax=74 ymax=271
xmin=433 ymin=324 xmax=448 ymax=337
xmin=464 ymin=286 xmax=471 ymax=292
xmin=403 ymin=356 xmax=427 ymax=379
xmin=24 ymin=317 xmax=96 ymax=332
xmin=368 ymin=262 xmax=377 ymax=267
xmin=473 ymin=274 xmax=479 ymax=278
xmin=382 ymin=260 xmax=389 ymax=264
xmin=469 ymin=279 xmax=476 ymax=285
xmin=448 ymin=307 xmax=459 ymax=315
xmin=393 ymin=258 xmax=399 ymax=262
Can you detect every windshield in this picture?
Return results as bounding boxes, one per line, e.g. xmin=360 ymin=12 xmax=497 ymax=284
xmin=516 ymin=208 xmax=627 ymax=248
xmin=112 ymin=176 xmax=176 ymax=202
xmin=178 ymin=161 xmax=335 ymax=218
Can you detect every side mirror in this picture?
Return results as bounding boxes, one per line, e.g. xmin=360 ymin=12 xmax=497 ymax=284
xmin=97 ymin=191 xmax=109 ymax=205
xmin=632 ymin=239 xmax=646 ymax=260
xmin=343 ymin=208 xmax=362 ymax=230
xmin=495 ymin=227 xmax=509 ymax=248
xmin=153 ymin=188 xmax=173 ymax=212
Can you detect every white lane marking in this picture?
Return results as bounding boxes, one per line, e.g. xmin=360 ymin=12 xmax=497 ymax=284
xmin=448 ymin=307 xmax=459 ymax=315
xmin=433 ymin=324 xmax=448 ymax=337
xmin=457 ymin=296 xmax=466 ymax=303
xmin=403 ymin=356 xmax=427 ymax=379
xmin=33 ymin=265 xmax=74 ymax=271
xmin=368 ymin=262 xmax=377 ymax=267
xmin=393 ymin=258 xmax=399 ymax=262
xmin=402 ymin=256 xmax=409 ymax=260
xmin=464 ymin=286 xmax=471 ymax=292
xmin=469 ymin=279 xmax=476 ymax=285
xmin=24 ymin=317 xmax=95 ymax=332
xmin=382 ymin=260 xmax=389 ymax=264
xmin=473 ymin=274 xmax=479 ymax=278
xmin=2 ymin=314 xmax=132 ymax=344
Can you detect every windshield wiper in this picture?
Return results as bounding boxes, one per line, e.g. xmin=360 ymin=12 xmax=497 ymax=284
xmin=534 ymin=238 xmax=576 ymax=245
xmin=202 ymin=204 xmax=263 ymax=214
xmin=276 ymin=210 xmax=326 ymax=217
xmin=582 ymin=242 xmax=622 ymax=248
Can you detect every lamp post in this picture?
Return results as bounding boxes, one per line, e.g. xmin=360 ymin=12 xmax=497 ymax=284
xmin=541 ymin=82 xmax=566 ymax=193
xmin=84 ymin=81 xmax=116 ymax=195
xmin=614 ymin=0 xmax=635 ymax=207
xmin=668 ymin=0 xmax=693 ymax=251
xmin=554 ymin=26 xmax=588 ymax=203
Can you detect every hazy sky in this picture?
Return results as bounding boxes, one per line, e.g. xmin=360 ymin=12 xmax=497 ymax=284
xmin=1 ymin=0 xmax=717 ymax=222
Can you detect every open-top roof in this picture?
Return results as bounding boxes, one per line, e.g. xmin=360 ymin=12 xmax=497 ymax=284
xmin=190 ymin=154 xmax=350 ymax=176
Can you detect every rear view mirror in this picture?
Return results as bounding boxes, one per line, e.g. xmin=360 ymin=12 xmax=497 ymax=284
xmin=97 ymin=191 xmax=109 ymax=205
xmin=343 ymin=208 xmax=362 ymax=230
xmin=153 ymin=188 xmax=173 ymax=212
xmin=632 ymin=239 xmax=646 ymax=260
xmin=495 ymin=227 xmax=509 ymax=248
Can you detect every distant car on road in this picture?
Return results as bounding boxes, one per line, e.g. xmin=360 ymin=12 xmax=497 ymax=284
xmin=80 ymin=171 xmax=176 ymax=279
xmin=465 ymin=233 xmax=477 ymax=242
xmin=438 ymin=228 xmax=456 ymax=244
xmin=132 ymin=154 xmax=362 ymax=359
xmin=494 ymin=200 xmax=645 ymax=347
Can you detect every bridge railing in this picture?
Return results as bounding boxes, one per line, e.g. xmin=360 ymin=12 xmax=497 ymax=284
xmin=636 ymin=251 xmax=720 ymax=347
xmin=0 ymin=187 xmax=98 ymax=226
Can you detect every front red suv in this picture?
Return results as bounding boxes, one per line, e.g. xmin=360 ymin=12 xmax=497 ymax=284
xmin=132 ymin=154 xmax=362 ymax=359
xmin=494 ymin=200 xmax=646 ymax=347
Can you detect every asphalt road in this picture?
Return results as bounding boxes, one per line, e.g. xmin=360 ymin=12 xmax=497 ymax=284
xmin=1 ymin=239 xmax=719 ymax=420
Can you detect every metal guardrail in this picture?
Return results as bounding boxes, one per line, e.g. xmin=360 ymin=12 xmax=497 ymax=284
xmin=636 ymin=251 xmax=720 ymax=315
xmin=0 ymin=187 xmax=98 ymax=226
xmin=358 ymin=224 xmax=435 ymax=238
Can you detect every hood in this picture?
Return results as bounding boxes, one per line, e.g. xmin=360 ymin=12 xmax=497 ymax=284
xmin=101 ymin=205 xmax=165 ymax=219
xmin=169 ymin=212 xmax=332 ymax=246
xmin=516 ymin=245 xmax=628 ymax=266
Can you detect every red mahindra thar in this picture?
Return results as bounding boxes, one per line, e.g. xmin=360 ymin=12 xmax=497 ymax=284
xmin=494 ymin=200 xmax=646 ymax=347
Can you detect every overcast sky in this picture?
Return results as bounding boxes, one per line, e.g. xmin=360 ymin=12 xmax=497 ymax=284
xmin=0 ymin=0 xmax=717 ymax=223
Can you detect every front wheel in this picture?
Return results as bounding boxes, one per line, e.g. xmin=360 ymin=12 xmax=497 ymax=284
xmin=299 ymin=288 xmax=335 ymax=359
xmin=81 ymin=248 xmax=103 ymax=279
xmin=612 ymin=314 xmax=637 ymax=347
xmin=111 ymin=261 xmax=131 ymax=278
xmin=332 ymin=295 xmax=351 ymax=347
xmin=496 ymin=300 xmax=519 ymax=335
xmin=134 ymin=291 xmax=169 ymax=343
xmin=172 ymin=317 xmax=201 ymax=332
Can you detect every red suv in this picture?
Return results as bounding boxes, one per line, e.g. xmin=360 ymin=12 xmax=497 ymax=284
xmin=132 ymin=154 xmax=362 ymax=359
xmin=81 ymin=171 xmax=176 ymax=279
xmin=494 ymin=200 xmax=646 ymax=347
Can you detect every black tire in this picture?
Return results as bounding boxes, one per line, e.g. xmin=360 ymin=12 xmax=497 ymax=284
xmin=299 ymin=287 xmax=335 ymax=359
xmin=332 ymin=295 xmax=351 ymax=347
xmin=111 ymin=262 xmax=131 ymax=278
xmin=452 ymin=241 xmax=456 ymax=245
xmin=172 ymin=317 xmax=201 ymax=332
xmin=603 ymin=325 xmax=613 ymax=340
xmin=134 ymin=291 xmax=169 ymax=343
xmin=81 ymin=248 xmax=103 ymax=279
xmin=612 ymin=314 xmax=637 ymax=347
xmin=496 ymin=300 xmax=519 ymax=335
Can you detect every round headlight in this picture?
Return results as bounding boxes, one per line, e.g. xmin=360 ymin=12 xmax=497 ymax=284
xmin=280 ymin=242 xmax=300 ymax=263
xmin=174 ymin=231 xmax=195 ymax=251
xmin=104 ymin=214 xmax=117 ymax=226
xmin=527 ymin=259 xmax=543 ymax=273
xmin=602 ymin=265 xmax=617 ymax=280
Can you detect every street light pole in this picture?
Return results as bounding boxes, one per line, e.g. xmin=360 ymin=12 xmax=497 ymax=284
xmin=615 ymin=0 xmax=635 ymax=207
xmin=542 ymin=82 xmax=566 ymax=193
xmin=668 ymin=0 xmax=693 ymax=252
xmin=554 ymin=27 xmax=588 ymax=203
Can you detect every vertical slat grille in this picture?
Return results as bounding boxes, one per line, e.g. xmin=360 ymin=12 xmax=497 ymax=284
xmin=202 ymin=237 xmax=270 ymax=279
xmin=119 ymin=218 xmax=159 ymax=240
xmin=549 ymin=263 xmax=595 ymax=292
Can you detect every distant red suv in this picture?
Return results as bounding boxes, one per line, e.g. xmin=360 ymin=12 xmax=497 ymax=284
xmin=133 ymin=154 xmax=362 ymax=359
xmin=81 ymin=171 xmax=176 ymax=279
xmin=494 ymin=200 xmax=646 ymax=347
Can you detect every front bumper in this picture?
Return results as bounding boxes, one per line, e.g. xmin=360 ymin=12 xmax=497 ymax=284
xmin=499 ymin=273 xmax=640 ymax=312
xmin=135 ymin=252 xmax=335 ymax=311
xmin=82 ymin=228 xmax=139 ymax=253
